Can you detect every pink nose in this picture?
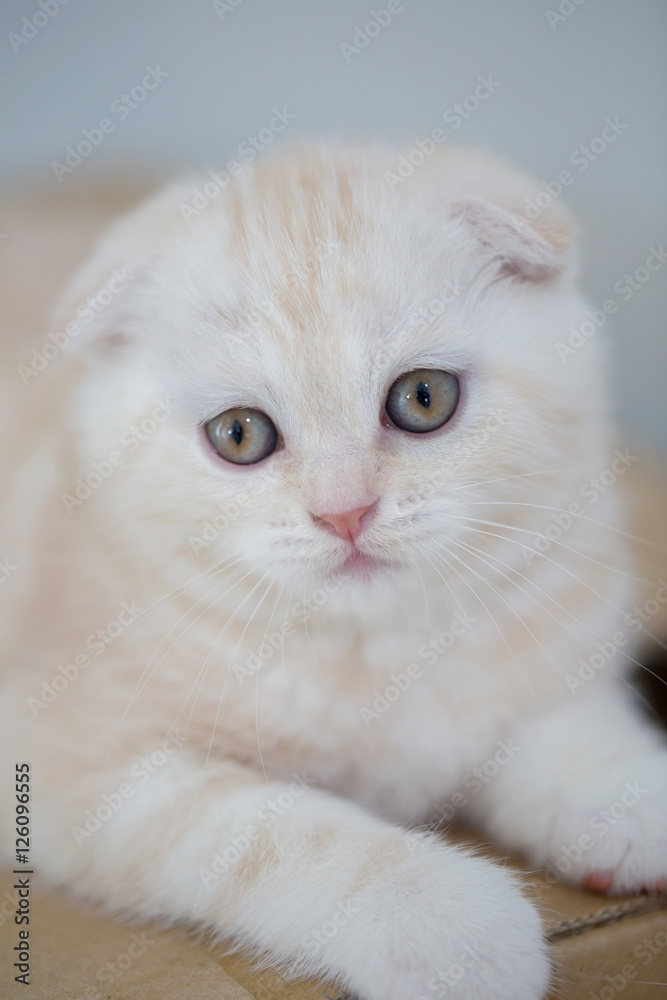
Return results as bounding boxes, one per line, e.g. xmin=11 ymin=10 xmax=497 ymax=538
xmin=314 ymin=503 xmax=376 ymax=543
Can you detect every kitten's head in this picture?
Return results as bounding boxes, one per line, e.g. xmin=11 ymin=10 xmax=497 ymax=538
xmin=56 ymin=145 xmax=603 ymax=598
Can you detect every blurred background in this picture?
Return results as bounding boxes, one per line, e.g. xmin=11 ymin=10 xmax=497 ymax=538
xmin=1 ymin=0 xmax=665 ymax=452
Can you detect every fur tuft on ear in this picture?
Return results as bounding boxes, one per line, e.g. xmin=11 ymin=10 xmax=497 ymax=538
xmin=450 ymin=197 xmax=574 ymax=282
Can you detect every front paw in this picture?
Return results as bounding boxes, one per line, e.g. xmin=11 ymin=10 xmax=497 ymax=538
xmin=544 ymin=754 xmax=667 ymax=895
xmin=321 ymin=837 xmax=550 ymax=1000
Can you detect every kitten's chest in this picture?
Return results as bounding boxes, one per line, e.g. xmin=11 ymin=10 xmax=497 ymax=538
xmin=203 ymin=626 xmax=524 ymax=822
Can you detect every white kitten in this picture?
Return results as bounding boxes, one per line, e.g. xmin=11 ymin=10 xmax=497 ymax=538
xmin=2 ymin=145 xmax=666 ymax=1000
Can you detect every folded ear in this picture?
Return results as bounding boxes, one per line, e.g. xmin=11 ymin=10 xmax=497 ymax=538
xmin=49 ymin=180 xmax=190 ymax=353
xmin=408 ymin=146 xmax=576 ymax=282
xmin=50 ymin=252 xmax=153 ymax=354
xmin=450 ymin=197 xmax=575 ymax=282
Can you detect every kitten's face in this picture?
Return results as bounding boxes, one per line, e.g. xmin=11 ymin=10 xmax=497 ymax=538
xmin=69 ymin=147 xmax=595 ymax=594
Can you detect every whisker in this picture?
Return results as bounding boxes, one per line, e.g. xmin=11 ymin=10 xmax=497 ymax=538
xmin=280 ymin=585 xmax=299 ymax=717
xmin=418 ymin=546 xmax=481 ymax=676
xmin=258 ymin=581 xmax=293 ymax=694
xmin=139 ymin=566 xmax=257 ymax=751
xmin=126 ymin=562 xmax=251 ymax=721
xmin=449 ymin=526 xmax=667 ymax=689
xmin=431 ymin=540 xmax=566 ymax=684
xmin=181 ymin=570 xmax=274 ymax=824
xmin=125 ymin=556 xmax=248 ymax=713
xmin=421 ymin=545 xmax=541 ymax=837
xmin=451 ymin=516 xmax=667 ymax=654
xmin=97 ymin=561 xmax=252 ymax=792
xmin=217 ymin=574 xmax=277 ymax=782
xmin=465 ymin=500 xmax=667 ymax=554
xmin=453 ymin=533 xmax=616 ymax=648
xmin=450 ymin=466 xmax=594 ymax=493
xmin=135 ymin=547 xmax=251 ymax=619
xmin=446 ymin=534 xmax=667 ymax=690
xmin=411 ymin=554 xmax=430 ymax=627
xmin=201 ymin=571 xmax=274 ymax=767
xmin=445 ymin=511 xmax=652 ymax=585
xmin=430 ymin=543 xmax=543 ymax=697
xmin=302 ymin=580 xmax=325 ymax=677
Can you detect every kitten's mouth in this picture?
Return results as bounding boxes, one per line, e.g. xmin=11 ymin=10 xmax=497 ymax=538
xmin=338 ymin=550 xmax=391 ymax=580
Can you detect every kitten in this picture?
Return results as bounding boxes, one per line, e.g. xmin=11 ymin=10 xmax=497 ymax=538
xmin=2 ymin=144 xmax=666 ymax=1000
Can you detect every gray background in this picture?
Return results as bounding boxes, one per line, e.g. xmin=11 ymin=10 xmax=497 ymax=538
xmin=2 ymin=0 xmax=665 ymax=453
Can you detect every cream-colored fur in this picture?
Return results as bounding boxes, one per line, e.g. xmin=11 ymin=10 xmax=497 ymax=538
xmin=1 ymin=146 xmax=666 ymax=1000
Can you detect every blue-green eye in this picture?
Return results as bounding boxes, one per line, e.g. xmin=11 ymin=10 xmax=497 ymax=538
xmin=205 ymin=408 xmax=278 ymax=465
xmin=385 ymin=369 xmax=459 ymax=433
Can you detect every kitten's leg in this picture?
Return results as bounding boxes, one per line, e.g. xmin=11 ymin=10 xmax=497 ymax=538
xmin=37 ymin=752 xmax=549 ymax=1000
xmin=465 ymin=681 xmax=667 ymax=894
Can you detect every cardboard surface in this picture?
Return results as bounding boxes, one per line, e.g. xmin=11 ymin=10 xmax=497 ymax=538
xmin=2 ymin=858 xmax=666 ymax=999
